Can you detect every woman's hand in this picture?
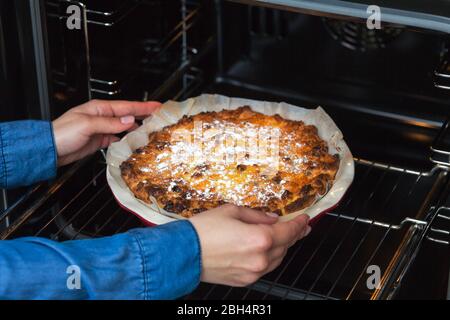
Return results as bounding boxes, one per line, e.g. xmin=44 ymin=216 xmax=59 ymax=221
xmin=190 ymin=204 xmax=311 ymax=287
xmin=53 ymin=99 xmax=161 ymax=166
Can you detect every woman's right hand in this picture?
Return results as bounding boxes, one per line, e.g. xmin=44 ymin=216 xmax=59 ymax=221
xmin=189 ymin=204 xmax=311 ymax=287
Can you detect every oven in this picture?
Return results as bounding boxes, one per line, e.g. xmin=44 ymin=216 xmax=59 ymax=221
xmin=0 ymin=0 xmax=449 ymax=300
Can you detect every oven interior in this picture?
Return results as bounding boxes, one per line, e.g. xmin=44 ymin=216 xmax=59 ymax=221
xmin=1 ymin=0 xmax=449 ymax=300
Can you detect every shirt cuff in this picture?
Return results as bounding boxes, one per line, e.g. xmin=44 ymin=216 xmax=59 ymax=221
xmin=129 ymin=220 xmax=202 ymax=300
xmin=0 ymin=121 xmax=57 ymax=188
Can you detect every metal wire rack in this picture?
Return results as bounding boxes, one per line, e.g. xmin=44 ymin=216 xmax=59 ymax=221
xmin=186 ymin=159 xmax=448 ymax=300
xmin=1 ymin=155 xmax=447 ymax=300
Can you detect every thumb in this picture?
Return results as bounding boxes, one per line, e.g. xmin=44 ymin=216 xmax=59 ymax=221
xmin=290 ymin=214 xmax=310 ymax=237
xmin=233 ymin=207 xmax=279 ymax=225
xmin=87 ymin=115 xmax=136 ymax=135
xmin=271 ymin=214 xmax=310 ymax=247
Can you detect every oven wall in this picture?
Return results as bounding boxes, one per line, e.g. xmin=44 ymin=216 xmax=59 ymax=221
xmin=0 ymin=0 xmax=51 ymax=121
xmin=0 ymin=0 xmax=53 ymax=226
xmin=44 ymin=0 xmax=217 ymax=118
xmin=213 ymin=1 xmax=450 ymax=170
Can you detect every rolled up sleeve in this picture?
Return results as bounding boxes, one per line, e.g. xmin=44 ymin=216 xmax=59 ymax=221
xmin=0 ymin=121 xmax=57 ymax=188
xmin=0 ymin=121 xmax=202 ymax=300
xmin=129 ymin=220 xmax=202 ymax=299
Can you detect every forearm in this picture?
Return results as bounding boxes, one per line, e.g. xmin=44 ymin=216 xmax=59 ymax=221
xmin=0 ymin=221 xmax=201 ymax=300
xmin=0 ymin=121 xmax=57 ymax=188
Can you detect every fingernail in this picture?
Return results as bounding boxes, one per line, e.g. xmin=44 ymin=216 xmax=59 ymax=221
xmin=120 ymin=115 xmax=135 ymax=124
xmin=265 ymin=212 xmax=279 ymax=218
xmin=304 ymin=225 xmax=312 ymax=237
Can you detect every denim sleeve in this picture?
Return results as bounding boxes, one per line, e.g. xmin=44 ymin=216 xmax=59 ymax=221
xmin=0 ymin=220 xmax=201 ymax=300
xmin=0 ymin=120 xmax=57 ymax=188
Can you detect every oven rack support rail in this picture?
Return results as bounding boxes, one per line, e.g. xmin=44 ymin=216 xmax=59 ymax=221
xmin=431 ymin=43 xmax=450 ymax=190
xmin=431 ymin=119 xmax=450 ymax=169
xmin=434 ymin=42 xmax=450 ymax=90
xmin=326 ymin=209 xmax=449 ymax=247
xmin=425 ymin=207 xmax=450 ymax=245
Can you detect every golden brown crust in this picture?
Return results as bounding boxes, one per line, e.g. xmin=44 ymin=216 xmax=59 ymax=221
xmin=120 ymin=106 xmax=339 ymax=217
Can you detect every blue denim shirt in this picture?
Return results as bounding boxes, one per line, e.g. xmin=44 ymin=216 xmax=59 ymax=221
xmin=0 ymin=121 xmax=201 ymax=299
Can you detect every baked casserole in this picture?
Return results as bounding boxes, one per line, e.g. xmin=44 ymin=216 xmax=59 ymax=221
xmin=120 ymin=106 xmax=339 ymax=217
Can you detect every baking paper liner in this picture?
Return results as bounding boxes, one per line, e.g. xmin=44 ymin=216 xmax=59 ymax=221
xmin=106 ymin=94 xmax=354 ymax=225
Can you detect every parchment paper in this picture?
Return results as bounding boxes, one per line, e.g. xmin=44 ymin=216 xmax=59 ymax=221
xmin=106 ymin=94 xmax=354 ymax=224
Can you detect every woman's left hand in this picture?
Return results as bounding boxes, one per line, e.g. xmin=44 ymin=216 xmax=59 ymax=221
xmin=53 ymin=99 xmax=161 ymax=166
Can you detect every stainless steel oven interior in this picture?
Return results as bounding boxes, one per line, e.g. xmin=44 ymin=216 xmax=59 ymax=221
xmin=0 ymin=0 xmax=449 ymax=300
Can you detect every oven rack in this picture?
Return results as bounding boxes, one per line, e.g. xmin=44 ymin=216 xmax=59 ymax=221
xmin=0 ymin=155 xmax=448 ymax=300
xmin=187 ymin=161 xmax=449 ymax=300
xmin=187 ymin=217 xmax=428 ymax=300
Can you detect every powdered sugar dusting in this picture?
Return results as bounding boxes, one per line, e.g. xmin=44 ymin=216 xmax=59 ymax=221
xmin=131 ymin=116 xmax=320 ymax=207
